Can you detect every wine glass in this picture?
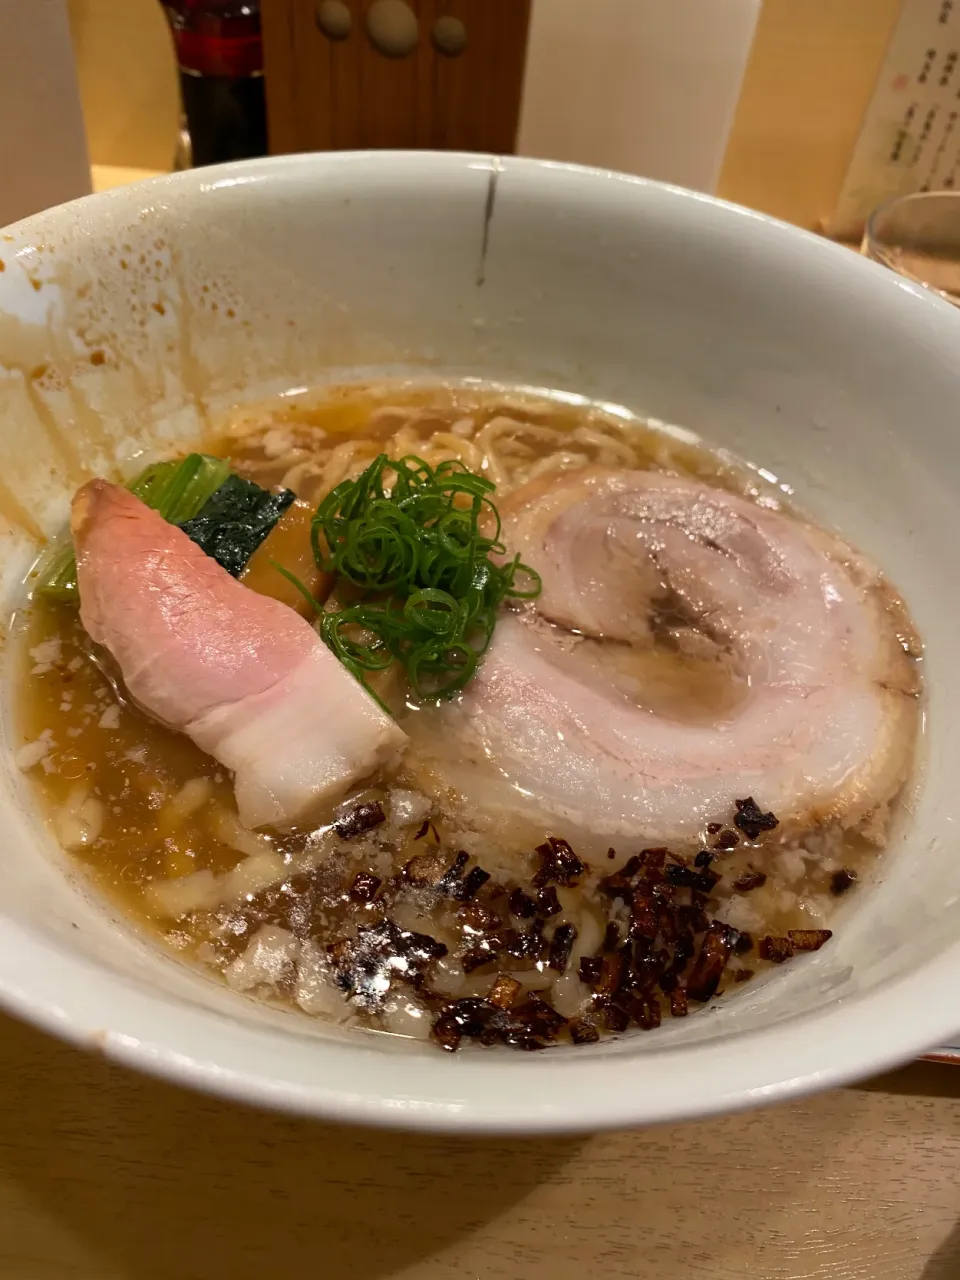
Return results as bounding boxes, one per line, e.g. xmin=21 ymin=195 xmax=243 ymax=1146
xmin=863 ymin=190 xmax=960 ymax=306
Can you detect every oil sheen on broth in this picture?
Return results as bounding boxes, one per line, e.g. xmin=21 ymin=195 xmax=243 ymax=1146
xmin=13 ymin=383 xmax=922 ymax=1051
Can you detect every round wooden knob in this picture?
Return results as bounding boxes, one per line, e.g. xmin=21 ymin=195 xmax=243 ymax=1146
xmin=433 ymin=16 xmax=467 ymax=57
xmin=366 ymin=0 xmax=419 ymax=58
xmin=316 ymin=0 xmax=352 ymax=40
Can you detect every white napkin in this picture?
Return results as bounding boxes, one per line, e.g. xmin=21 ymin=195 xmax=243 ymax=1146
xmin=517 ymin=0 xmax=762 ymax=194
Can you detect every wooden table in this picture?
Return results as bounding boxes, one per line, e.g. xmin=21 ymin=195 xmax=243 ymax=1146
xmin=1 ymin=1011 xmax=958 ymax=1280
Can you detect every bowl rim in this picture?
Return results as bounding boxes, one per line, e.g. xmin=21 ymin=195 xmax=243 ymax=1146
xmin=1 ymin=148 xmax=955 ymax=1134
xmin=1 ymin=905 xmax=955 ymax=1134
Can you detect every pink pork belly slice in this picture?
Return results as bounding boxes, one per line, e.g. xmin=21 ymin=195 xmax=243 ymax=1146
xmin=71 ymin=480 xmax=407 ymax=829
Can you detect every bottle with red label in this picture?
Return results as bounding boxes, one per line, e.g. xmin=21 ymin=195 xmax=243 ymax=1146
xmin=160 ymin=1 xmax=267 ymax=168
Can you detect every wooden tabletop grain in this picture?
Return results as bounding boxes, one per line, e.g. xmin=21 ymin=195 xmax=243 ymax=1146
xmin=0 ymin=1011 xmax=957 ymax=1280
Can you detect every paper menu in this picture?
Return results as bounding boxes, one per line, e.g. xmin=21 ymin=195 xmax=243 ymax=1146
xmin=826 ymin=0 xmax=960 ymax=238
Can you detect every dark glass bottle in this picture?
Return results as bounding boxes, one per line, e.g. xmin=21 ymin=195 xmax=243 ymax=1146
xmin=160 ymin=1 xmax=267 ymax=168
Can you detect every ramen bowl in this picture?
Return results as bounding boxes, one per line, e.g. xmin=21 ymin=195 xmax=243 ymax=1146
xmin=0 ymin=152 xmax=957 ymax=1133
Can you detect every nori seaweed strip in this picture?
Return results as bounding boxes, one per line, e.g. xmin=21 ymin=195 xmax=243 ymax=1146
xmin=179 ymin=474 xmax=295 ymax=577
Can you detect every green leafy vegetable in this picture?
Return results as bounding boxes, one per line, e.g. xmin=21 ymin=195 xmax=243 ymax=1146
xmin=178 ymin=474 xmax=295 ymax=577
xmin=36 ymin=452 xmax=231 ymax=603
xmin=311 ymin=453 xmax=540 ymax=701
xmin=129 ymin=453 xmax=232 ymax=525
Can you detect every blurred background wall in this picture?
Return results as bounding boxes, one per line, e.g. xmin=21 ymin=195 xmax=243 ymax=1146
xmin=66 ymin=0 xmax=179 ymax=172
xmin=66 ymin=0 xmax=902 ymax=230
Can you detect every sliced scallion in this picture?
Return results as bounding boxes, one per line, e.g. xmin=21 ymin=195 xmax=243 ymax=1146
xmin=311 ymin=453 xmax=541 ymax=701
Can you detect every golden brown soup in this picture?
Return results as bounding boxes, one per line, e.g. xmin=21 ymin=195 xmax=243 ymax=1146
xmin=12 ymin=383 xmax=922 ymax=1049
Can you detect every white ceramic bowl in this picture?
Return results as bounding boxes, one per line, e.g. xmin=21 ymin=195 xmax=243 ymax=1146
xmin=0 ymin=152 xmax=957 ymax=1133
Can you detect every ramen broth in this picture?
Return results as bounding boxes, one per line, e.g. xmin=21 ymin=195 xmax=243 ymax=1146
xmin=12 ymin=384 xmax=922 ymax=1049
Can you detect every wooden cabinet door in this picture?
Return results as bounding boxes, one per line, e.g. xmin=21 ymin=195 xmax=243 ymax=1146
xmin=262 ymin=0 xmax=531 ymax=155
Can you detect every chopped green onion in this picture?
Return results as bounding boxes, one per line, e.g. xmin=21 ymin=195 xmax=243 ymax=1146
xmin=35 ymin=452 xmax=231 ymax=603
xmin=313 ymin=454 xmax=541 ymax=701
